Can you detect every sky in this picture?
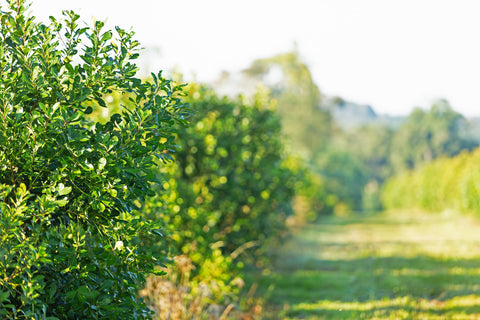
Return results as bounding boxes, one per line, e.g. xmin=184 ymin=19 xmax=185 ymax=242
xmin=28 ymin=0 xmax=480 ymax=117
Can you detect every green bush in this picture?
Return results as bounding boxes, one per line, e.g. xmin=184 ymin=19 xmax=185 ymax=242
xmin=144 ymin=84 xmax=296 ymax=300
xmin=0 ymin=2 xmax=188 ymax=318
xmin=282 ymin=155 xmax=333 ymax=224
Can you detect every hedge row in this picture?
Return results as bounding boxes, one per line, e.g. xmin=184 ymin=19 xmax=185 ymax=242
xmin=140 ymin=84 xmax=299 ymax=305
xmin=382 ymin=148 xmax=480 ymax=213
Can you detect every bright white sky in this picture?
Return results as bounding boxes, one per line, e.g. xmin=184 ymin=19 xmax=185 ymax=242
xmin=29 ymin=0 xmax=480 ymax=117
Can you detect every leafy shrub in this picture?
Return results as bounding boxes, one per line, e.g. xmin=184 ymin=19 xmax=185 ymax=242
xmin=0 ymin=2 xmax=188 ymax=318
xmin=282 ymin=155 xmax=333 ymax=226
xmin=169 ymin=84 xmax=294 ymax=259
xmin=143 ymin=84 xmax=296 ymax=306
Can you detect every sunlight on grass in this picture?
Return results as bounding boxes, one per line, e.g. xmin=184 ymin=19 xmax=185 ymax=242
xmin=284 ymin=295 xmax=480 ymax=320
xmin=251 ymin=211 xmax=480 ymax=319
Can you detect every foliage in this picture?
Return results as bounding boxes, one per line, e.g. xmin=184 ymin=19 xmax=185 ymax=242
xmin=143 ymin=84 xmax=296 ymax=307
xmin=218 ymin=53 xmax=480 ymax=214
xmin=317 ymin=124 xmax=394 ymax=213
xmin=390 ymin=100 xmax=477 ymax=174
xmin=0 ymin=1 xmax=188 ymax=318
xmin=315 ymin=148 xmax=367 ymax=212
xmin=243 ymin=51 xmax=393 ymax=213
xmin=381 ymin=147 xmax=480 ymax=214
xmin=244 ymin=50 xmax=334 ymax=159
xmin=140 ymin=255 xmax=246 ymax=320
xmin=339 ymin=125 xmax=394 ymax=183
xmin=322 ymin=100 xmax=477 ymax=212
xmin=282 ymin=156 xmax=334 ymax=225
xmin=242 ymin=51 xmax=348 ymax=215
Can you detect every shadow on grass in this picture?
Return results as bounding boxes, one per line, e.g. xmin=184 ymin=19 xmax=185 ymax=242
xmin=286 ymin=301 xmax=480 ymax=319
xmin=248 ymin=213 xmax=480 ymax=319
xmin=279 ymin=253 xmax=480 ymax=273
xmin=257 ymin=255 xmax=480 ymax=303
xmin=252 ymin=254 xmax=480 ymax=319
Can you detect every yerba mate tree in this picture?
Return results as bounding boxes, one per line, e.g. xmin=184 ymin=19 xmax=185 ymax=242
xmin=0 ymin=1 xmax=188 ymax=318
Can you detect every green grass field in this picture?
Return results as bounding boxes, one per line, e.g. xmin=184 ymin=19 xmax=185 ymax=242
xmin=251 ymin=211 xmax=480 ymax=319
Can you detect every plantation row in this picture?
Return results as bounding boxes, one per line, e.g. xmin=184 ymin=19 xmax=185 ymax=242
xmin=382 ymin=147 xmax=480 ymax=213
xmin=138 ymin=84 xmax=313 ymax=316
xmin=0 ymin=2 xmax=326 ymax=319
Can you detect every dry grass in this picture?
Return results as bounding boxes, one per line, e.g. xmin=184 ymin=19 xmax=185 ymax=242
xmin=140 ymin=255 xmax=228 ymax=319
xmin=140 ymin=255 xmax=263 ymax=320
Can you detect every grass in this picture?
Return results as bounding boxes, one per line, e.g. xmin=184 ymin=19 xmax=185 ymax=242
xmin=248 ymin=210 xmax=480 ymax=319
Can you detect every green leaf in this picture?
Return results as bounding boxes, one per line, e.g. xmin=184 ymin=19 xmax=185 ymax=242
xmin=0 ymin=291 xmax=9 ymax=303
xmin=151 ymin=229 xmax=163 ymax=237
xmin=95 ymin=96 xmax=107 ymax=108
xmin=107 ymin=188 xmax=117 ymax=197
xmin=51 ymin=102 xmax=60 ymax=115
xmin=48 ymin=283 xmax=57 ymax=300
xmin=58 ymin=183 xmax=72 ymax=196
xmin=152 ymin=269 xmax=167 ymax=276
xmin=56 ymin=199 xmax=68 ymax=207
xmin=66 ymin=290 xmax=76 ymax=299
xmin=101 ymin=30 xmax=112 ymax=42
xmin=98 ymin=157 xmax=107 ymax=171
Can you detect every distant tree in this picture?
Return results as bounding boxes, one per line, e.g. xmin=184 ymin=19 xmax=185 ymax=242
xmin=390 ymin=100 xmax=477 ymax=173
xmin=244 ymin=50 xmax=334 ymax=158
xmin=341 ymin=125 xmax=395 ymax=183
xmin=315 ymin=149 xmax=367 ymax=211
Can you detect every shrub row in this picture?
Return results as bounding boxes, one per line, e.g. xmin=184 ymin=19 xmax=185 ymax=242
xmin=141 ymin=84 xmax=299 ymax=307
xmin=382 ymin=148 xmax=480 ymax=213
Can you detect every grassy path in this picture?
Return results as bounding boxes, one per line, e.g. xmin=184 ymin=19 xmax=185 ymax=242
xmin=252 ymin=211 xmax=480 ymax=319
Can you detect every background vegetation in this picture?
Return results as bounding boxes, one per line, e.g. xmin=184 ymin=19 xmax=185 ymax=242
xmin=381 ymin=148 xmax=480 ymax=214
